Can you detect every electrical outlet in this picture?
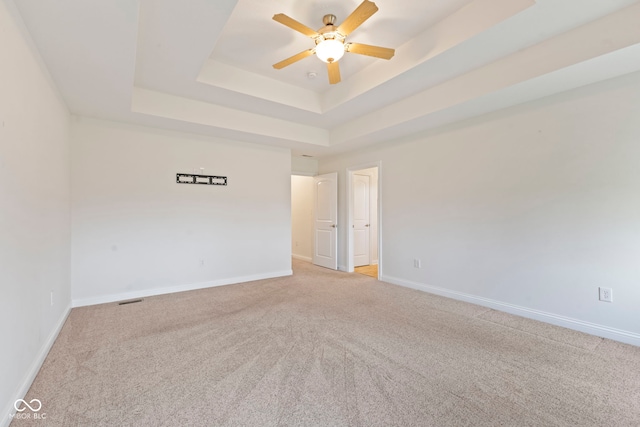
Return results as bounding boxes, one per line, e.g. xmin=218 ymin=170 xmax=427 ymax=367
xmin=599 ymin=287 xmax=613 ymax=302
xmin=199 ymin=259 xmax=205 ymax=267
xmin=413 ymin=259 xmax=421 ymax=268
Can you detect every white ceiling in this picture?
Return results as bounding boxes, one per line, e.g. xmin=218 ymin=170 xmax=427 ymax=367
xmin=13 ymin=0 xmax=640 ymax=158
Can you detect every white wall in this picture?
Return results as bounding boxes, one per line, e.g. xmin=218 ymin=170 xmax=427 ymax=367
xmin=291 ymin=175 xmax=314 ymax=261
xmin=71 ymin=118 xmax=292 ymax=306
xmin=0 ymin=1 xmax=71 ymax=424
xmin=320 ymin=71 xmax=640 ymax=345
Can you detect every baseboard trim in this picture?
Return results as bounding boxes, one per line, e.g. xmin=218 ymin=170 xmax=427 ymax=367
xmin=1 ymin=304 xmax=71 ymax=427
xmin=72 ymin=270 xmax=293 ymax=308
xmin=291 ymin=254 xmax=312 ymax=262
xmin=381 ymin=274 xmax=640 ymax=347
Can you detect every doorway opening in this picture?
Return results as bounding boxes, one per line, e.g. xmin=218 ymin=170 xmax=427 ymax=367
xmin=291 ymin=175 xmax=314 ymax=264
xmin=348 ymin=163 xmax=381 ymax=279
xmin=291 ymin=172 xmax=338 ymax=271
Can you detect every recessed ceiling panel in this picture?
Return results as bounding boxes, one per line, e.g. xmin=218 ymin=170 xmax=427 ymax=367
xmin=210 ymin=0 xmax=473 ymax=91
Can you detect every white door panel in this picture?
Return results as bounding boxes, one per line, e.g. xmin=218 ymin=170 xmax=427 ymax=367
xmin=313 ymin=173 xmax=338 ymax=270
xmin=354 ymin=229 xmax=368 ymax=256
xmin=353 ymin=174 xmax=370 ymax=267
xmin=316 ymin=230 xmax=332 ymax=258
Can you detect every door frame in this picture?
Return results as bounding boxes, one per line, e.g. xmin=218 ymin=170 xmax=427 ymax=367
xmin=347 ymin=161 xmax=382 ymax=278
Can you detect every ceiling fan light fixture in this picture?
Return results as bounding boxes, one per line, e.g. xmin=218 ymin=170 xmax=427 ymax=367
xmin=272 ymin=1 xmax=394 ymax=84
xmin=315 ymin=39 xmax=345 ymax=63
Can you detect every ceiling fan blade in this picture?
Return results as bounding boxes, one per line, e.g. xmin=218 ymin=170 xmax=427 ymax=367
xmin=327 ymin=61 xmax=341 ymax=84
xmin=272 ymin=14 xmax=319 ymax=38
xmin=273 ymin=49 xmax=315 ymax=69
xmin=273 ymin=49 xmax=314 ymax=69
xmin=337 ymin=0 xmax=379 ymax=36
xmin=346 ymin=43 xmax=394 ymax=59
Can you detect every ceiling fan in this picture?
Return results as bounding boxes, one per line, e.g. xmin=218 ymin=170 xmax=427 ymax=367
xmin=272 ymin=0 xmax=395 ymax=84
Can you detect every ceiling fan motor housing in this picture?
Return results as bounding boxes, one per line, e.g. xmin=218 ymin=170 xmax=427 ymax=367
xmin=322 ymin=14 xmax=337 ymax=26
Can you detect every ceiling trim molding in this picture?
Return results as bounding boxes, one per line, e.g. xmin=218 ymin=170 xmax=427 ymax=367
xmin=131 ymin=87 xmax=330 ymax=146
xmin=330 ymin=2 xmax=640 ymax=145
xmin=197 ymin=60 xmax=323 ymax=113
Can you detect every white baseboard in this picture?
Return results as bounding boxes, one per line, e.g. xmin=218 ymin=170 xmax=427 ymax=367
xmin=72 ymin=270 xmax=293 ymax=308
xmin=372 ymin=260 xmax=379 ymax=265
xmin=1 ymin=304 xmax=71 ymax=427
xmin=291 ymin=254 xmax=312 ymax=262
xmin=381 ymin=274 xmax=640 ymax=347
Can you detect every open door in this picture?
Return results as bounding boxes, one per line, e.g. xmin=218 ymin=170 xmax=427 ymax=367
xmin=347 ymin=163 xmax=380 ymax=276
xmin=353 ymin=174 xmax=370 ymax=267
xmin=313 ymin=172 xmax=338 ymax=270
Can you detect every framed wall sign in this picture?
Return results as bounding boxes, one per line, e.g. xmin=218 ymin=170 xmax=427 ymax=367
xmin=176 ymin=173 xmax=227 ymax=186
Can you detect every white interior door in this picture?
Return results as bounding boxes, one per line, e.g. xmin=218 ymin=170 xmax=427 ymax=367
xmin=353 ymin=174 xmax=370 ymax=267
xmin=313 ymin=172 xmax=338 ymax=270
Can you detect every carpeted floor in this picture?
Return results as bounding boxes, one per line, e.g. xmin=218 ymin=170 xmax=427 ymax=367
xmin=12 ymin=259 xmax=640 ymax=426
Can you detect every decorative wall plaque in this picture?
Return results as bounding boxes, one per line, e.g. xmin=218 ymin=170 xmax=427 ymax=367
xmin=176 ymin=173 xmax=227 ymax=186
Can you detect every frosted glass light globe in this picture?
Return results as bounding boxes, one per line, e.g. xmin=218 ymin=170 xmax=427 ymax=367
xmin=315 ymin=39 xmax=345 ymax=63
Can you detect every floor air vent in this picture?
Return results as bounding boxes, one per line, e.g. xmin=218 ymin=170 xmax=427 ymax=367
xmin=118 ymin=299 xmax=143 ymax=306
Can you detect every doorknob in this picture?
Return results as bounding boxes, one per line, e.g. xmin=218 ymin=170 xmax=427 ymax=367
xmin=365 ymin=224 xmax=370 ymax=227
xmin=331 ymin=224 xmax=337 ymax=228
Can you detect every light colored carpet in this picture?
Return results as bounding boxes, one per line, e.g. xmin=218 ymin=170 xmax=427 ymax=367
xmin=12 ymin=259 xmax=640 ymax=426
xmin=354 ymin=264 xmax=378 ymax=278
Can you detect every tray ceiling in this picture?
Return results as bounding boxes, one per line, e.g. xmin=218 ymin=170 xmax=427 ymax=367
xmin=13 ymin=0 xmax=640 ymax=157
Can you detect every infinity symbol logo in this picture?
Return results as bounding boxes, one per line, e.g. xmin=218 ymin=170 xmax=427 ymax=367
xmin=14 ymin=399 xmax=42 ymax=412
